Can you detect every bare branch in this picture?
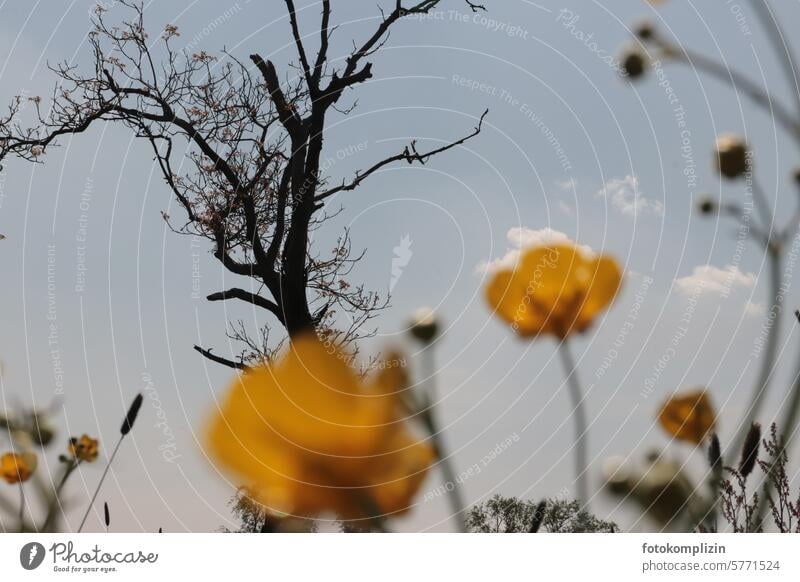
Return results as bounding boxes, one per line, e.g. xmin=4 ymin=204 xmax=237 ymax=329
xmin=207 ymin=288 xmax=284 ymax=323
xmin=193 ymin=345 xmax=249 ymax=370
xmin=317 ymin=109 xmax=488 ymax=201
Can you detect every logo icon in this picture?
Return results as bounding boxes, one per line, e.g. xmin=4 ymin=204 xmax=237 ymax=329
xmin=19 ymin=542 xmax=46 ymax=570
xmin=390 ymin=234 xmax=413 ymax=292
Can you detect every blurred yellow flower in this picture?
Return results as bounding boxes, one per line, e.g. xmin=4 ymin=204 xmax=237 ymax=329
xmin=69 ymin=434 xmax=99 ymax=462
xmin=206 ymin=334 xmax=434 ymax=520
xmin=485 ymin=243 xmax=622 ymax=338
xmin=1 ymin=452 xmax=36 ymax=484
xmin=658 ymin=390 xmax=715 ymax=445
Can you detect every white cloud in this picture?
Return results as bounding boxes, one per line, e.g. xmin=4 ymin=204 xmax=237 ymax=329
xmin=744 ymin=301 xmax=765 ymax=317
xmin=556 ymin=178 xmax=577 ymax=192
xmin=675 ymin=264 xmax=756 ymax=298
xmin=598 ymin=175 xmax=664 ymax=217
xmin=477 ymin=227 xmax=594 ymax=273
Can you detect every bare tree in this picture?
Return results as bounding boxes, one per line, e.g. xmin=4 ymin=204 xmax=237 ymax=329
xmin=0 ymin=0 xmax=487 ymax=367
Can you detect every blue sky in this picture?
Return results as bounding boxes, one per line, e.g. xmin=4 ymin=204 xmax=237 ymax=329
xmin=1 ymin=0 xmax=800 ymax=532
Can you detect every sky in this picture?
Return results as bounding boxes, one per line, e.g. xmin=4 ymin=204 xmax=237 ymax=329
xmin=2 ymin=0 xmax=800 ymax=532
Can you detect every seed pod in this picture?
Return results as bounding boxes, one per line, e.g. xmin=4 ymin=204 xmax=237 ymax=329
xmin=715 ymin=134 xmax=749 ymax=179
xmin=635 ymin=20 xmax=655 ymax=40
xmin=697 ymin=197 xmax=717 ymax=216
xmin=622 ymin=51 xmax=647 ymax=79
xmin=120 ymin=393 xmax=144 ymax=436
xmin=708 ymin=433 xmax=722 ymax=471
xmin=738 ymin=422 xmax=761 ymax=478
xmin=408 ymin=307 xmax=440 ymax=344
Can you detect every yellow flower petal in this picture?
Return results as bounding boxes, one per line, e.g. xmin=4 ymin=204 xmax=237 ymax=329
xmin=658 ymin=390 xmax=715 ymax=445
xmin=205 ymin=333 xmax=433 ymax=519
xmin=1 ymin=452 xmax=34 ymax=484
xmin=485 ymin=241 xmax=622 ymax=338
xmin=576 ymin=256 xmax=623 ymax=330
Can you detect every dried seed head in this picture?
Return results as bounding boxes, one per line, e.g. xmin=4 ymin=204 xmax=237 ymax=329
xmin=622 ymin=51 xmax=647 ymax=79
xmin=120 ymin=393 xmax=144 ymax=436
xmin=408 ymin=307 xmax=440 ymax=344
xmin=635 ymin=20 xmax=655 ymax=40
xmin=698 ymin=197 xmax=717 ymax=216
xmin=738 ymin=422 xmax=761 ymax=478
xmin=708 ymin=433 xmax=722 ymax=470
xmin=714 ymin=134 xmax=749 ymax=179
xmin=603 ymin=456 xmax=632 ymax=494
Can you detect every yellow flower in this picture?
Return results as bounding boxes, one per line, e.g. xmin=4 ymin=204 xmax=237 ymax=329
xmin=658 ymin=390 xmax=715 ymax=445
xmin=206 ymin=334 xmax=434 ymax=520
xmin=69 ymin=434 xmax=99 ymax=462
xmin=1 ymin=452 xmax=36 ymax=484
xmin=485 ymin=243 xmax=622 ymax=338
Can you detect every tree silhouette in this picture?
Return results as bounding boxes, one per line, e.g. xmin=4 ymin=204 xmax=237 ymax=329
xmin=0 ymin=0 xmax=487 ymax=367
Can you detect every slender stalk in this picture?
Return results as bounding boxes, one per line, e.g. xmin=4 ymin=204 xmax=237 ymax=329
xmin=419 ymin=347 xmax=465 ymax=532
xmin=42 ymin=460 xmax=78 ymax=532
xmin=755 ymin=311 xmax=800 ymax=523
xmin=18 ymin=483 xmax=25 ymax=532
xmin=558 ymin=340 xmax=589 ymax=506
xmin=731 ymin=244 xmax=781 ymax=457
xmin=77 ymin=436 xmax=123 ymax=533
xmin=748 ymin=0 xmax=800 ymax=120
xmin=659 ymin=43 xmax=800 ymax=140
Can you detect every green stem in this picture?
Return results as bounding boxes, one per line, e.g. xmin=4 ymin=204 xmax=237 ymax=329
xmin=558 ymin=340 xmax=589 ymax=507
xmin=731 ymin=245 xmax=781 ymax=457
xmin=756 ymin=312 xmax=800 ymax=523
xmin=420 ymin=348 xmax=465 ymax=532
xmin=18 ymin=483 xmax=25 ymax=532
xmin=748 ymin=0 xmax=800 ymax=121
xmin=42 ymin=460 xmax=78 ymax=532
xmin=661 ymin=42 xmax=800 ymax=140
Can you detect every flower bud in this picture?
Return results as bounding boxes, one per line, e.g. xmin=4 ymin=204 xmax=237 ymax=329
xmin=635 ymin=20 xmax=655 ymax=40
xmin=697 ymin=197 xmax=717 ymax=216
xmin=408 ymin=307 xmax=440 ymax=344
xmin=714 ymin=134 xmax=749 ymax=179
xmin=738 ymin=422 xmax=761 ymax=478
xmin=622 ymin=50 xmax=647 ymax=79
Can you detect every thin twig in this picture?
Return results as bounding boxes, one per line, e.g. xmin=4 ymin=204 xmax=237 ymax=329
xmin=77 ymin=436 xmax=123 ymax=533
